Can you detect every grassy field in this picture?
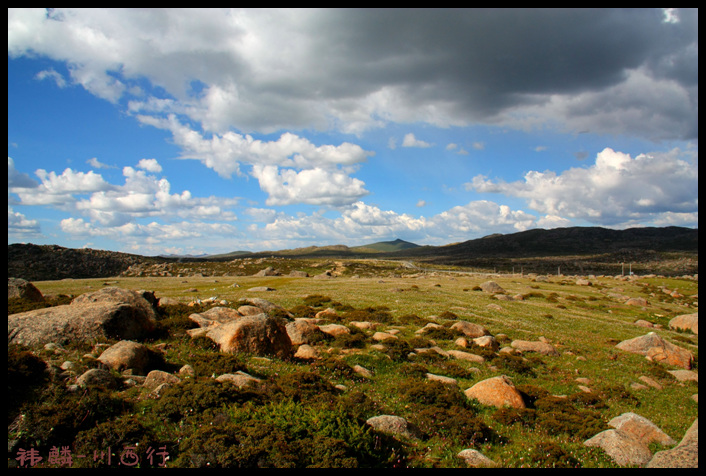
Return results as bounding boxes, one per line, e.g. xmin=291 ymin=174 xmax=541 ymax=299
xmin=9 ymin=258 xmax=698 ymax=468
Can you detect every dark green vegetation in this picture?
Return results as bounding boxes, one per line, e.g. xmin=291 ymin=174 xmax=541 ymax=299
xmin=7 ymin=257 xmax=698 ymax=468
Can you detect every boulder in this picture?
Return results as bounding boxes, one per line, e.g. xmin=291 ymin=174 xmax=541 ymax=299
xmin=464 ymin=375 xmax=525 ymax=409
xmin=608 ymin=412 xmax=676 ymax=446
xmin=457 ymin=449 xmax=498 ymax=468
xmin=8 ymin=288 xmax=158 ymax=346
xmin=76 ymin=368 xmax=118 ymax=389
xmin=8 ymin=277 xmax=44 ymax=302
xmin=615 ymin=332 xmax=693 ymax=369
xmin=480 ymin=281 xmax=505 ymax=294
xmin=205 ymin=314 xmax=293 ymax=359
xmin=318 ymin=324 xmax=350 ymax=337
xmin=646 ymin=418 xmax=698 ymax=468
xmin=510 ymin=339 xmax=559 ymax=356
xmin=97 ymin=340 xmax=152 ymax=375
xmin=286 ymin=319 xmax=327 ymax=346
xmin=583 ymin=429 xmax=652 ymax=467
xmin=189 ymin=307 xmax=242 ymax=328
xmin=216 ymin=371 xmax=261 ymax=388
xmin=669 ymin=313 xmax=698 ymax=335
xmin=366 ymin=415 xmax=420 ymax=440
xmin=143 ymin=370 xmax=181 ymax=391
xmin=450 ymin=321 xmax=490 ymax=338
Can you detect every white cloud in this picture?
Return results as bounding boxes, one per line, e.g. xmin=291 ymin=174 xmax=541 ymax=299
xmin=137 ymin=158 xmax=162 ymax=173
xmin=8 ymin=206 xmax=41 ymax=235
xmin=466 ymin=147 xmax=698 ymax=227
xmin=251 ymin=165 xmax=368 ymax=206
xmin=402 ymin=133 xmax=433 ymax=148
xmin=86 ymin=157 xmax=113 ymax=169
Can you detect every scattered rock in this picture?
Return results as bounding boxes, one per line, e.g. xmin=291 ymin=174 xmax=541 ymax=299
xmin=447 ymin=350 xmax=485 ymax=363
xmin=216 ymin=371 xmax=261 ymax=388
xmin=248 ymin=286 xmax=276 ymax=292
xmin=294 ymin=344 xmax=320 ymax=360
xmin=318 ymin=323 xmax=350 ymax=337
xmin=615 ymin=332 xmax=694 ymax=369
xmin=450 ymin=321 xmax=490 ymax=338
xmin=480 ymin=281 xmax=505 ymax=294
xmin=464 ymin=375 xmax=525 ymax=409
xmin=286 ymin=319 xmax=327 ymax=346
xmin=366 ymin=415 xmax=420 ymax=440
xmin=608 ymin=412 xmax=677 ymax=446
xmin=426 ymin=373 xmax=458 ymax=386
xmin=206 ymin=314 xmax=293 ymax=359
xmin=457 ymin=449 xmax=498 ymax=468
xmin=667 ymin=369 xmax=698 ymax=382
xmin=189 ymin=306 xmax=242 ymax=328
xmin=669 ymin=312 xmax=698 ymax=335
xmin=77 ymin=368 xmax=118 ymax=389
xmin=143 ymin=370 xmax=181 ymax=391
xmin=646 ymin=418 xmax=698 ymax=468
xmin=510 ymin=339 xmax=559 ymax=356
xmin=97 ymin=340 xmax=152 ymax=375
xmin=625 ymin=297 xmax=649 ymax=307
xmin=583 ymin=429 xmax=652 ymax=467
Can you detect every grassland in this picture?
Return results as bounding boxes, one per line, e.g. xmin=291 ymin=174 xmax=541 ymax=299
xmin=9 ymin=258 xmax=698 ymax=468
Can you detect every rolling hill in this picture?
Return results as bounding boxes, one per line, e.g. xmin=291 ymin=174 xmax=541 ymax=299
xmin=8 ymin=226 xmax=698 ymax=280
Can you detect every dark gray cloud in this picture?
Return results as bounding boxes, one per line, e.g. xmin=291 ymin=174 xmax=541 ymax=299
xmin=8 ymin=8 xmax=698 ymax=139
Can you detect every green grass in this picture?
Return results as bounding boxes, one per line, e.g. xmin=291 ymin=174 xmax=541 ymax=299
xmin=9 ymin=260 xmax=698 ymax=468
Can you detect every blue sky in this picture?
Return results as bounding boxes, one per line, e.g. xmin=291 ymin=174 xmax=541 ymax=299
xmin=8 ymin=9 xmax=698 ymax=255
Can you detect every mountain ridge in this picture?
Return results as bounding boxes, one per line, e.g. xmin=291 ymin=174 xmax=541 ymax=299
xmin=8 ymin=226 xmax=698 ymax=280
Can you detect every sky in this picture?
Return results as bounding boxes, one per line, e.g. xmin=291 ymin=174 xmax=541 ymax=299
xmin=8 ymin=8 xmax=698 ymax=256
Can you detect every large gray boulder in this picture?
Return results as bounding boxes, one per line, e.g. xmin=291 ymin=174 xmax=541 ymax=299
xmin=8 ymin=287 xmax=157 ymax=346
xmin=205 ymin=313 xmax=293 ymax=359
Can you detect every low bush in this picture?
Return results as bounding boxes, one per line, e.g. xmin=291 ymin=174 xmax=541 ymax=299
xmin=528 ymin=442 xmax=581 ymax=468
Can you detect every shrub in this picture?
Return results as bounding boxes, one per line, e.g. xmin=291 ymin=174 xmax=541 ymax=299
xmin=16 ymin=385 xmax=129 ymax=454
xmin=493 ymin=407 xmax=537 ymax=427
xmin=382 ymin=338 xmax=413 ymax=362
xmin=414 ymin=406 xmax=499 ymax=447
xmin=302 ymin=294 xmax=332 ymax=307
xmin=288 ymin=304 xmax=317 ymax=318
xmin=400 ymin=380 xmax=468 ymax=410
xmin=493 ymin=353 xmax=536 ymax=377
xmin=187 ymin=351 xmax=248 ymax=377
xmin=174 ymin=400 xmax=403 ymax=468
xmin=72 ymin=415 xmax=166 ymax=468
xmin=532 ymin=395 xmax=608 ymax=439
xmin=152 ymin=379 xmax=261 ymax=422
xmin=528 ymin=442 xmax=581 ymax=468
xmin=8 ymin=344 xmax=48 ymax=424
xmin=271 ymin=371 xmax=341 ymax=404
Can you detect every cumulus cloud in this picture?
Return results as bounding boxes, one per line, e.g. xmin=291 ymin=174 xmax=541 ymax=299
xmin=8 ymin=206 xmax=41 ymax=236
xmin=251 ymin=165 xmax=368 ymax=206
xmin=466 ymin=147 xmax=698 ymax=227
xmin=402 ymin=133 xmax=433 ymax=148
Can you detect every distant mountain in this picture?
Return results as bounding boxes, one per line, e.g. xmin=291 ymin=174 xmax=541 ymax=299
xmin=351 ymin=238 xmax=420 ymax=253
xmin=8 ymin=226 xmax=698 ymax=280
xmin=389 ymin=226 xmax=698 ymax=275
